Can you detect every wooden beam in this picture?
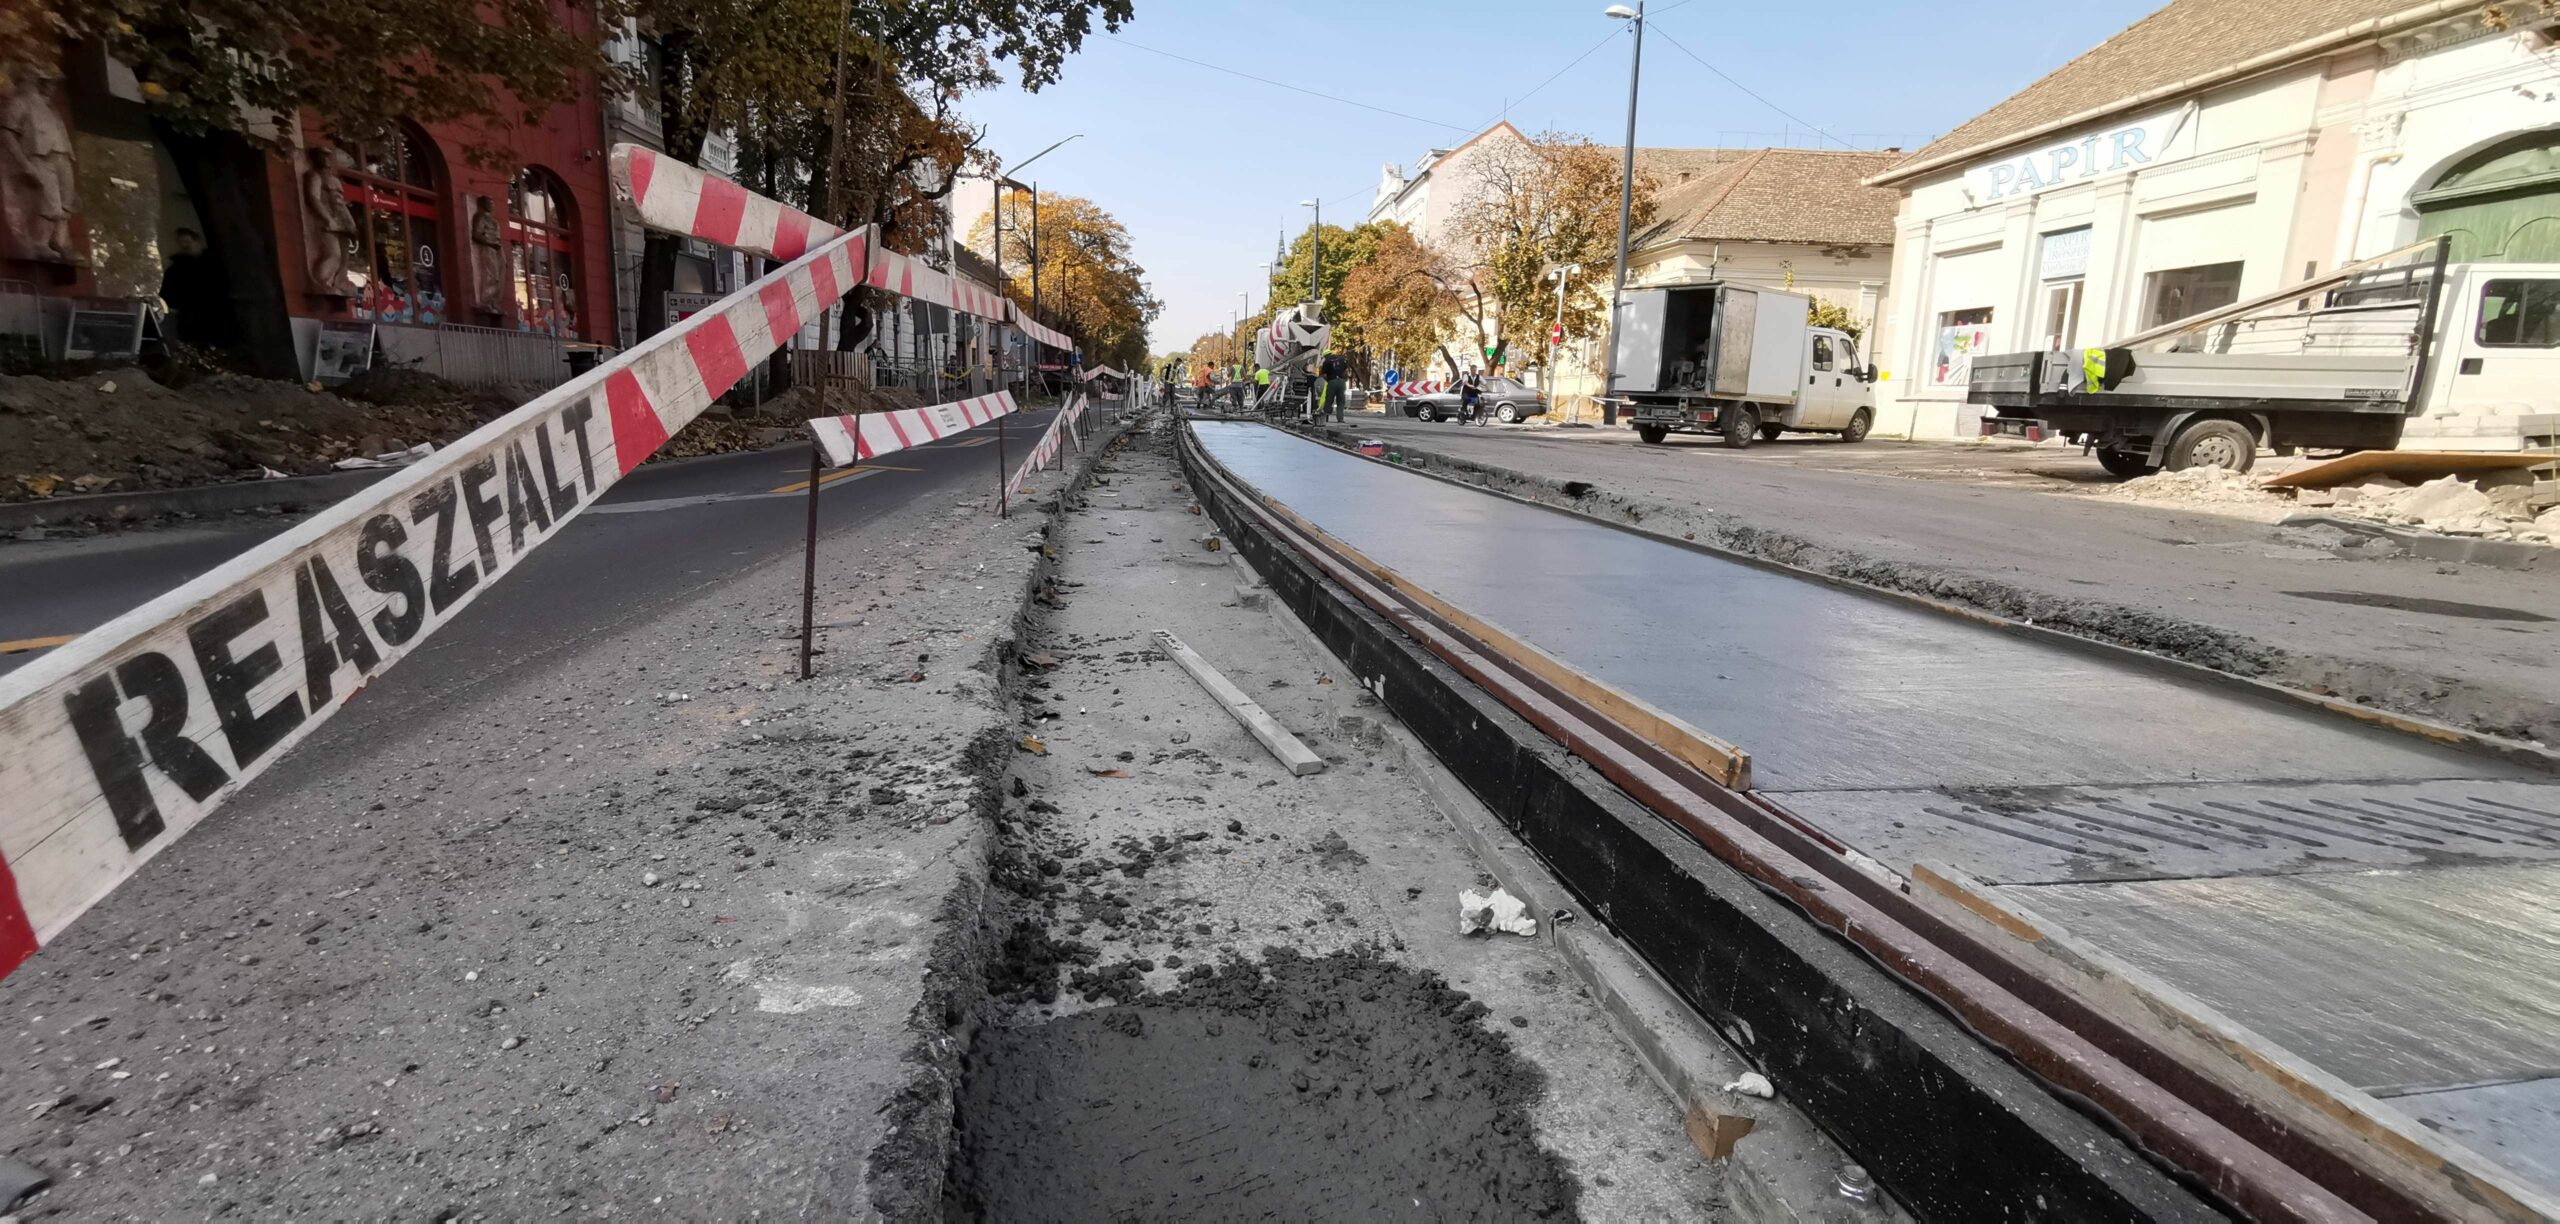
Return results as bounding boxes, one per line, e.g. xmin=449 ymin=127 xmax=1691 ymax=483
xmin=1152 ymin=630 xmax=1326 ymax=777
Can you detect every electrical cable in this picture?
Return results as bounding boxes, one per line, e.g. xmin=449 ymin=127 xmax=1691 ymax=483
xmin=1098 ymin=35 xmax=1470 ymax=132
xmin=1646 ymin=23 xmax=1859 ymax=149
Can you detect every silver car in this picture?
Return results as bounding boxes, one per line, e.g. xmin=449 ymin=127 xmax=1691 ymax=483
xmin=1400 ymin=376 xmax=1547 ymax=423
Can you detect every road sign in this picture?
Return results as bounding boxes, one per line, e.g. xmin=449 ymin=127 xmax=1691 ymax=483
xmin=1551 ymin=324 xmax=1564 ymax=345
xmin=1383 ymin=369 xmax=1400 ymax=386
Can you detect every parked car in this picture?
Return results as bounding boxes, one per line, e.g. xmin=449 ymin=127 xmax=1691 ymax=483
xmin=1401 ymin=377 xmax=1548 ymax=423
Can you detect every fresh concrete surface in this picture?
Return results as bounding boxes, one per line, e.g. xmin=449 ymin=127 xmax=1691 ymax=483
xmin=1318 ymin=416 xmax=2560 ymax=747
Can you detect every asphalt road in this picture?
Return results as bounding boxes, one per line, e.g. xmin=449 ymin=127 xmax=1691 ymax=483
xmin=0 ymin=404 xmax=1060 ymax=682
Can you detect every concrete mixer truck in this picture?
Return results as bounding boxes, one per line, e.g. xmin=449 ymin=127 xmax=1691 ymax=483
xmin=1254 ymin=301 xmax=1331 ymax=417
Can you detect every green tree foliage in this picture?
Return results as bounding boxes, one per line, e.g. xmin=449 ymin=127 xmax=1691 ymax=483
xmin=1265 ymin=219 xmax=1387 ymax=352
xmin=968 ymin=191 xmax=1159 ymax=371
xmin=1807 ymin=295 xmax=1864 ymax=340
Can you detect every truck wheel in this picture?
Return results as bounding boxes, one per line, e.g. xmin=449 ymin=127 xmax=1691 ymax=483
xmin=2095 ymin=447 xmax=2153 ymax=478
xmin=1636 ymin=425 xmax=1669 ymax=445
xmin=2165 ymin=419 xmax=2257 ymax=473
xmin=1723 ymin=405 xmax=1760 ymax=449
xmin=1841 ymin=409 xmax=1872 ymax=443
xmin=1757 ymin=422 xmax=1785 ymax=441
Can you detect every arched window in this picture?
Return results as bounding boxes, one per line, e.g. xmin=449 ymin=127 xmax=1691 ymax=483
xmin=2416 ymin=130 xmax=2560 ymax=264
xmin=507 ymin=168 xmax=579 ymax=337
xmin=339 ymin=122 xmax=448 ymax=326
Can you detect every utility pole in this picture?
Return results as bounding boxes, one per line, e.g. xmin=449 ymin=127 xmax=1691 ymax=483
xmin=1301 ymin=199 xmax=1322 ymax=312
xmin=1601 ymin=1 xmax=1646 ymax=426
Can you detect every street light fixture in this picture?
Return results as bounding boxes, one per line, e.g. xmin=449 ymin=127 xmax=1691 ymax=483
xmin=1599 ymin=2 xmax=1644 ymax=425
xmin=989 ymin=134 xmax=1083 ymax=391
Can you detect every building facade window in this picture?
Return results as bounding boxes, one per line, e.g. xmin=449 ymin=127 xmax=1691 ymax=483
xmin=1930 ymin=307 xmax=1994 ymax=386
xmin=507 ymin=167 xmax=579 ymax=336
xmin=340 ymin=123 xmax=447 ymax=326
xmin=2143 ymin=261 xmax=2243 ymax=329
xmin=2038 ymin=226 xmax=2090 ymax=351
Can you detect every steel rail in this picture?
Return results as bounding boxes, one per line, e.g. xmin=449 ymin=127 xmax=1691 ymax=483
xmin=1174 ymin=419 xmax=2455 ymax=1223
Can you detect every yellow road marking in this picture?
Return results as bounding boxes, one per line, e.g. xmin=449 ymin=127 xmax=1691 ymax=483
xmin=0 ymin=633 xmax=76 ymax=655
xmin=948 ymin=436 xmax=997 ymax=448
xmin=768 ymin=464 xmax=916 ymax=494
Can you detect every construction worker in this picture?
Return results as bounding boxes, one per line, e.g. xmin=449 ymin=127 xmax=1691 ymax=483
xmin=1318 ymin=348 xmax=1349 ymax=423
xmin=1254 ymin=365 xmax=1272 ymax=411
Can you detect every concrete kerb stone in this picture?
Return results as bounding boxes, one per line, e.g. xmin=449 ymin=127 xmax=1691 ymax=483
xmin=851 ymin=409 xmax=1137 ymax=1219
xmin=1302 ymin=422 xmax=2560 ymax=770
xmin=1234 ymin=521 xmax=1902 ymax=1223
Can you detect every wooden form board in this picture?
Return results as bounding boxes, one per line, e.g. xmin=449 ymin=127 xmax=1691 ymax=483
xmin=1151 ymin=630 xmax=1325 ymax=777
xmin=2262 ymin=450 xmax=2557 ymax=489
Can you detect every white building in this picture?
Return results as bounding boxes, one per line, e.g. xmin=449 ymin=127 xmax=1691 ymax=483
xmin=1867 ymin=0 xmax=2560 ymax=444
xmin=1367 ymin=122 xmax=1534 ymax=247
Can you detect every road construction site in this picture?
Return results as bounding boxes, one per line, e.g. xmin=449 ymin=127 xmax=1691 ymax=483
xmin=1187 ymin=412 xmax=2560 ymax=1221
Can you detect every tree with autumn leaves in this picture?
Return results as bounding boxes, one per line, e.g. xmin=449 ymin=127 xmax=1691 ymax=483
xmin=1192 ymin=133 xmax=1653 ymax=387
xmin=967 ymin=192 xmax=1159 ymax=372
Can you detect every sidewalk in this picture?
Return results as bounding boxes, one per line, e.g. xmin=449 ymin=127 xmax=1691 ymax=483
xmin=1319 ymin=417 xmax=2560 ymax=747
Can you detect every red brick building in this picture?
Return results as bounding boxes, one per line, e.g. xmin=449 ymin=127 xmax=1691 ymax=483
xmin=1 ymin=25 xmax=619 ymax=382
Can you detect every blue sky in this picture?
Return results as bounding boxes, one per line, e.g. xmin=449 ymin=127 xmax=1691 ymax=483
xmin=960 ymin=0 xmax=2161 ymax=351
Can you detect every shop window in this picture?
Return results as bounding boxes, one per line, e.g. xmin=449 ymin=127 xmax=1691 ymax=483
xmin=340 ymin=122 xmax=447 ymax=326
xmin=2477 ymin=278 xmax=2560 ymax=347
xmin=2143 ymin=262 xmax=2243 ymax=329
xmin=507 ymin=167 xmax=579 ymax=337
xmin=1930 ymin=307 xmax=1993 ymax=386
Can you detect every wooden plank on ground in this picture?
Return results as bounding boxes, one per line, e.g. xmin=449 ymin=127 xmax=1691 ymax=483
xmin=1151 ymin=630 xmax=1325 ymax=776
xmin=2261 ymin=449 xmax=2556 ymax=488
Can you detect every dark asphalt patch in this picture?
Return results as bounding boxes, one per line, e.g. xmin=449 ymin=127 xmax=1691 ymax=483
xmin=950 ymin=948 xmax=1575 ymax=1220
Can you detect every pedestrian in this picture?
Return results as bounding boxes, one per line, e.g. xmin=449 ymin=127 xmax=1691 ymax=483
xmin=1318 ymin=348 xmax=1350 ymax=423
xmin=1458 ymin=367 xmax=1484 ymax=424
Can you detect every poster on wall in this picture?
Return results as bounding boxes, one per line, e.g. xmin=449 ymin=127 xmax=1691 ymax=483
xmin=312 ymin=321 xmax=376 ymax=383
xmin=1932 ymin=322 xmax=1993 ymax=387
xmin=64 ymin=305 xmax=146 ymax=360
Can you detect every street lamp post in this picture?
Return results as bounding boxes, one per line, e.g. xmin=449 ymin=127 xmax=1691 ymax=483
xmin=997 ymin=134 xmax=1082 ymax=391
xmin=1600 ymin=3 xmax=1645 ymax=426
xmin=1300 ymin=199 xmax=1321 ymax=313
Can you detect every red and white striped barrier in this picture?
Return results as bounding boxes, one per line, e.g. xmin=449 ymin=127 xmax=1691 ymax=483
xmin=0 ymin=164 xmax=887 ymax=981
xmin=614 ymin=144 xmax=1008 ymax=321
xmin=1387 ymin=380 xmax=1445 ymax=399
xmin=1009 ymin=302 xmax=1070 ymax=351
xmin=806 ymin=392 xmax=1017 ymax=468
xmin=1005 ymin=394 xmax=1088 ymax=498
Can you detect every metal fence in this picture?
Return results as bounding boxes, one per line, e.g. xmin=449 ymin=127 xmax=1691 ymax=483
xmin=376 ymin=322 xmax=572 ymax=391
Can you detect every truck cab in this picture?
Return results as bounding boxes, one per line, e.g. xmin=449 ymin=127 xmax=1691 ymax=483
xmin=1613 ymin=282 xmax=1878 ymax=448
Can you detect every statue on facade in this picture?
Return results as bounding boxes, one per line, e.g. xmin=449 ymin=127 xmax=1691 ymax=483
xmin=468 ymin=194 xmax=504 ymax=314
xmin=0 ymin=64 xmax=80 ymax=264
xmin=300 ymin=147 xmax=359 ymax=296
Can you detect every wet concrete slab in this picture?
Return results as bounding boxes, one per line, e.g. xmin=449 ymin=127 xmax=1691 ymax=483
xmin=1772 ymin=777 xmax=2560 ymax=883
xmin=1195 ymin=422 xmax=2560 ymax=1196
xmin=2382 ymin=1074 xmax=2560 ymax=1192
xmin=1193 ymin=422 xmax=2521 ymax=794
xmin=2002 ymin=864 xmax=2560 ymax=1095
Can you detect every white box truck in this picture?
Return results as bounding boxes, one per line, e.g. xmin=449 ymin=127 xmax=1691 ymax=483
xmin=1611 ymin=282 xmax=1877 ymax=447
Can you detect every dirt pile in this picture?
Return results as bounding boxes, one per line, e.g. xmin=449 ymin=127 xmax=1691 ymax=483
xmin=2319 ymin=474 xmax=2560 ymax=542
xmin=0 ymin=366 xmax=516 ymax=502
xmin=2105 ymin=465 xmax=2281 ymax=507
xmin=951 ymin=947 xmax=1576 ymax=1220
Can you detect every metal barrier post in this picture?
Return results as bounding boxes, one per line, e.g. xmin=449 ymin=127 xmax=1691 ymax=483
xmin=799 ymin=440 xmax=824 ymax=679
